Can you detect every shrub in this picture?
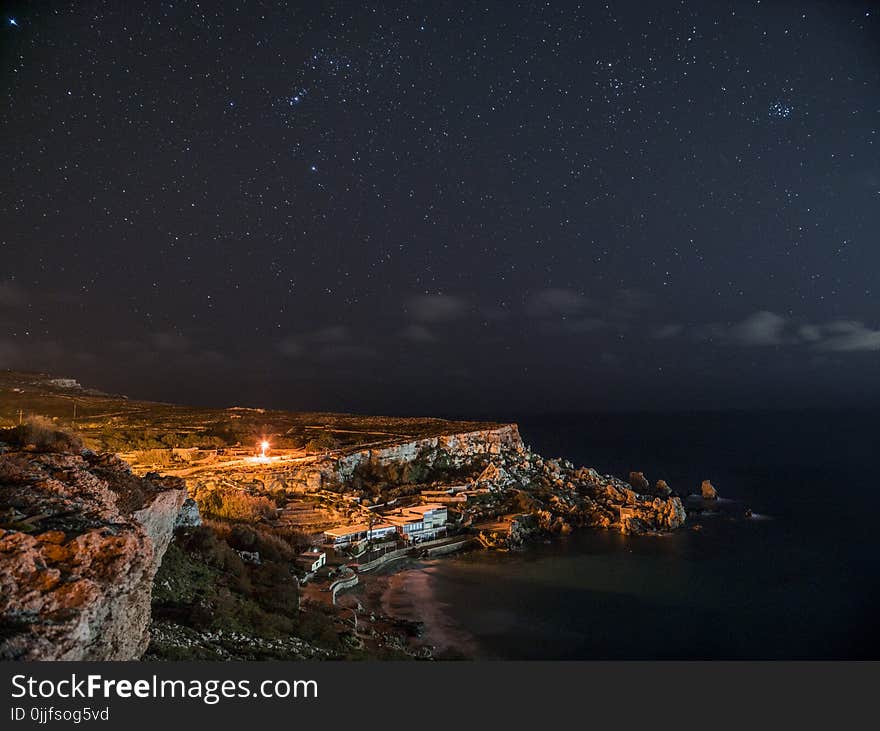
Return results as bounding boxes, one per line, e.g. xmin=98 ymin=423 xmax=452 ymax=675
xmin=151 ymin=524 xmax=304 ymax=647
xmin=304 ymin=430 xmax=338 ymax=454
xmin=195 ymin=489 xmax=275 ymax=523
xmin=209 ymin=521 xmax=298 ymax=563
xmin=2 ymin=416 xmax=83 ymax=453
xmin=133 ymin=448 xmax=175 ymax=466
xmin=178 ymin=526 xmax=249 ymax=580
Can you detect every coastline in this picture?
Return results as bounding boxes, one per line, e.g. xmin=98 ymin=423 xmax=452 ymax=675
xmin=337 ymin=557 xmax=482 ymax=660
xmin=334 ymin=493 xmax=762 ymax=661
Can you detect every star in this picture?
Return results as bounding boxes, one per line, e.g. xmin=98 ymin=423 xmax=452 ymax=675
xmin=8 ymin=17 xmax=18 ymax=27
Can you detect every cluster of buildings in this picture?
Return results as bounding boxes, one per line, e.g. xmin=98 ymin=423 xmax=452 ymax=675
xmin=323 ymin=504 xmax=448 ymax=548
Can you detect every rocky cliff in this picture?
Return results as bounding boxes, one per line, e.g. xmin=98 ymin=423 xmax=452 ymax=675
xmin=320 ymin=423 xmax=685 ymax=541
xmin=0 ymin=449 xmax=186 ymax=660
xmin=464 ymin=450 xmax=686 ymax=542
xmin=333 ymin=424 xmax=524 ymax=482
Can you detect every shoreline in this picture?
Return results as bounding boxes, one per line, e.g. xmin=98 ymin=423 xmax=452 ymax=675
xmin=337 ymin=554 xmax=484 ymax=660
xmin=333 ymin=494 xmax=759 ymax=660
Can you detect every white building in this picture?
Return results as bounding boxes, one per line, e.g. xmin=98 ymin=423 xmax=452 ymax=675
xmin=296 ymin=550 xmax=327 ymax=572
xmin=323 ymin=522 xmax=397 ymax=546
xmin=405 ymin=504 xmax=447 ymax=529
xmin=383 ymin=504 xmax=448 ymax=543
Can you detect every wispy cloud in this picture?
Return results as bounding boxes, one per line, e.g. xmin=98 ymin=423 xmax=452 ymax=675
xmin=658 ymin=310 xmax=880 ymax=353
xmin=812 ymin=321 xmax=880 ymax=352
xmin=115 ymin=333 xmax=230 ymax=369
xmin=150 ymin=332 xmax=193 ymax=352
xmin=278 ymin=326 xmax=378 ymax=362
xmin=728 ymin=310 xmax=788 ymax=346
xmin=406 ymin=294 xmax=469 ymax=323
xmin=0 ymin=338 xmax=94 ymax=370
xmin=527 ymin=288 xmax=590 ymax=317
xmin=400 ymin=324 xmax=437 ymax=343
xmin=653 ymin=323 xmax=684 ymax=339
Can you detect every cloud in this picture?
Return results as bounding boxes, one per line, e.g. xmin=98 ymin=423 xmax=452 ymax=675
xmin=407 ymin=294 xmax=468 ymax=323
xmin=311 ymin=325 xmax=350 ymax=343
xmin=653 ymin=323 xmax=684 ymax=339
xmin=279 ymin=326 xmax=352 ymax=358
xmin=813 ymin=321 xmax=880 ymax=352
xmin=527 ymin=287 xmax=652 ymax=335
xmin=0 ymin=337 xmax=93 ymax=370
xmin=527 ymin=288 xmax=589 ymax=317
xmin=670 ymin=311 xmax=790 ymax=347
xmin=277 ymin=326 xmax=377 ymax=363
xmin=728 ymin=310 xmax=788 ymax=346
xmin=563 ymin=317 xmax=607 ymax=333
xmin=278 ymin=336 xmax=303 ymax=357
xmin=798 ymin=324 xmax=823 ymax=342
xmin=400 ymin=324 xmax=436 ymax=343
xmin=665 ymin=310 xmax=880 ymax=353
xmin=113 ymin=333 xmax=230 ymax=370
xmin=315 ymin=344 xmax=378 ymax=362
xmin=150 ymin=332 xmax=192 ymax=352
xmin=609 ymin=288 xmax=654 ymax=320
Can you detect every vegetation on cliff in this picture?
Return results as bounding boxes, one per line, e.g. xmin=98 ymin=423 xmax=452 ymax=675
xmin=148 ymin=523 xmax=419 ymax=660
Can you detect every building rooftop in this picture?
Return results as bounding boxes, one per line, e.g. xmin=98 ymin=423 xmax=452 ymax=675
xmin=406 ymin=503 xmax=446 ymax=514
xmin=384 ymin=514 xmax=423 ymax=525
xmin=323 ymin=522 xmax=396 ymax=537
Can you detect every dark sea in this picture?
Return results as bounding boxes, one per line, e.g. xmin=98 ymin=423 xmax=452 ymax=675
xmin=349 ymin=410 xmax=880 ymax=659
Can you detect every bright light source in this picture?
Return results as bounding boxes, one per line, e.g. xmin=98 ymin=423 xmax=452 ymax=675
xmin=260 ymin=440 xmax=270 ymax=458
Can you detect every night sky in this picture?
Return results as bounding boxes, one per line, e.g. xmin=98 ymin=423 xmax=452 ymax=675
xmin=1 ymin=1 xmax=879 ymax=415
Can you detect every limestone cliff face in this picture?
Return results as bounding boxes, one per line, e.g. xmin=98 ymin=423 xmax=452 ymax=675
xmin=323 ymin=423 xmax=685 ymax=539
xmin=0 ymin=451 xmax=186 ymax=660
xmin=333 ymin=424 xmax=524 ymax=482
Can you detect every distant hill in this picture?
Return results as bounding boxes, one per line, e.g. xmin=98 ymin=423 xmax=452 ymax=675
xmin=0 ymin=370 xmax=507 ymax=454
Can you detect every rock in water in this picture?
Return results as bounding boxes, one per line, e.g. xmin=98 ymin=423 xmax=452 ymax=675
xmin=655 ymin=479 xmax=672 ymax=496
xmin=628 ymin=471 xmax=650 ymax=491
xmin=701 ymin=479 xmax=718 ymax=500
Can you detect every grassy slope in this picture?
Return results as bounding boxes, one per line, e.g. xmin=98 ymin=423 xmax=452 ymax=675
xmin=0 ymin=370 xmax=505 ymax=454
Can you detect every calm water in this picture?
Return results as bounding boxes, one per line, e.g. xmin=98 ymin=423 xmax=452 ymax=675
xmin=351 ymin=410 xmax=880 ymax=659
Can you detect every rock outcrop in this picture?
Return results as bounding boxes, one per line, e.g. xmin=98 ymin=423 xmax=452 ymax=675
xmin=174 ymin=497 xmax=202 ymax=529
xmin=655 ymin=479 xmax=672 ymax=496
xmin=0 ymin=449 xmax=187 ymax=660
xmin=313 ymin=425 xmax=686 ymax=539
xmin=330 ymin=434 xmax=690 ymax=543
xmin=628 ymin=471 xmax=650 ymax=491
xmin=333 ymin=425 xmax=524 ymax=483
xmin=701 ymin=479 xmax=718 ymax=500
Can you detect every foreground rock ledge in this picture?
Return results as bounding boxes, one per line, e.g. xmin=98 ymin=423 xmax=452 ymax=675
xmin=0 ymin=450 xmax=186 ymax=660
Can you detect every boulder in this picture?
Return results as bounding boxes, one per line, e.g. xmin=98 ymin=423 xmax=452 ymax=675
xmin=701 ymin=480 xmax=718 ymax=500
xmin=655 ymin=480 xmax=672 ymax=496
xmin=628 ymin=471 xmax=650 ymax=492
